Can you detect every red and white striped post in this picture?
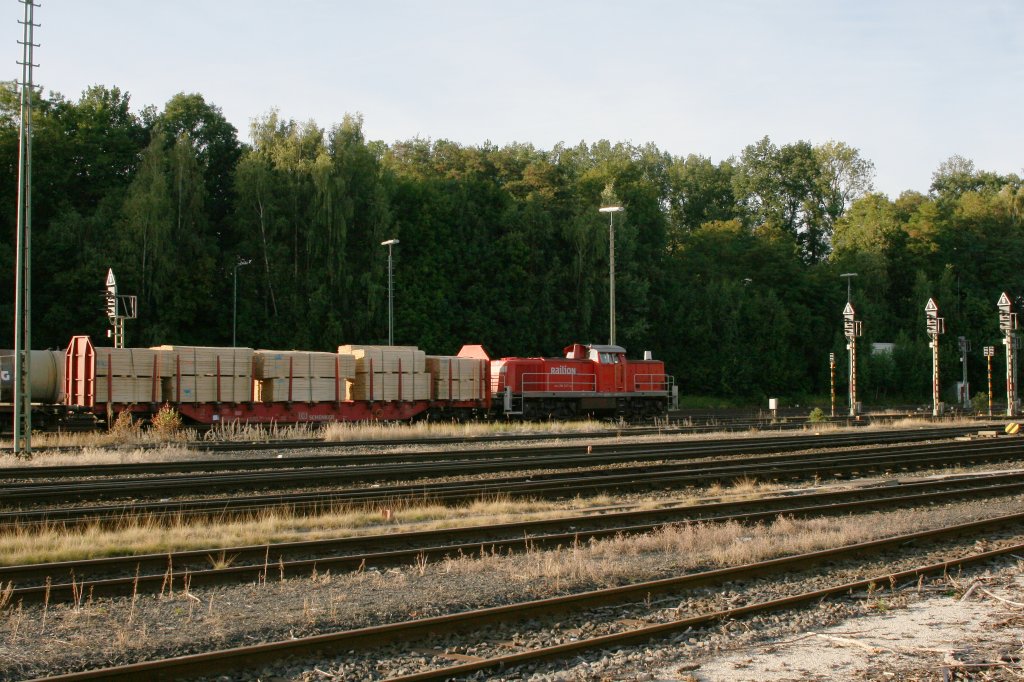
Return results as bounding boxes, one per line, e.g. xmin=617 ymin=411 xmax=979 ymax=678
xmin=925 ymin=298 xmax=945 ymax=417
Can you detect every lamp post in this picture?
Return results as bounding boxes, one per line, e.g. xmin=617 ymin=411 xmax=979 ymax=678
xmin=232 ymin=257 xmax=251 ymax=347
xmin=382 ymin=239 xmax=399 ymax=345
xmin=599 ymin=206 xmax=624 ymax=345
xmin=840 ymin=272 xmax=857 ymax=303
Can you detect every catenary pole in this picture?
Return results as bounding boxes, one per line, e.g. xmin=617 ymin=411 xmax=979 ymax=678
xmin=13 ymin=0 xmax=38 ymax=457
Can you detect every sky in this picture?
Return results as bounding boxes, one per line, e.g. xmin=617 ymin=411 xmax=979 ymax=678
xmin=18 ymin=0 xmax=1024 ymax=198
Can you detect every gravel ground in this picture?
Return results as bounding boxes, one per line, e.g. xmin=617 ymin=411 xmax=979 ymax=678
xmin=2 ymin=492 xmax=1023 ymax=681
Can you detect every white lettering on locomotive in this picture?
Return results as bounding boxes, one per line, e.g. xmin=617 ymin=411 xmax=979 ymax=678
xmin=549 ymin=366 xmax=577 ymax=375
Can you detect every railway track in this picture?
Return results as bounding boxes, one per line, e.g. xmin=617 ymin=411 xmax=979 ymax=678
xmin=28 ymin=511 xmax=1024 ymax=681
xmin=1 ymin=423 xmax=974 ymax=480
xmin=2 ymin=433 xmax=1020 ymax=528
xmin=4 ymin=468 xmax=1024 ymax=605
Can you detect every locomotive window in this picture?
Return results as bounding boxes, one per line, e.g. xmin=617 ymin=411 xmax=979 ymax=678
xmin=599 ymin=352 xmax=619 ymax=364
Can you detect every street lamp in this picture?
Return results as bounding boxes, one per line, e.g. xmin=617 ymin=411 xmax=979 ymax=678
xmin=381 ymin=239 xmax=399 ymax=345
xmin=233 ymin=257 xmax=251 ymax=347
xmin=840 ymin=272 xmax=857 ymax=303
xmin=599 ymin=206 xmax=624 ymax=345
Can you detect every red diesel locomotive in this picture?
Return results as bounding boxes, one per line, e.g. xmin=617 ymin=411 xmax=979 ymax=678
xmin=488 ymin=343 xmax=675 ymax=420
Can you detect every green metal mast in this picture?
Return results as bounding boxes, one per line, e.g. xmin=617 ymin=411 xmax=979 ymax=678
xmin=13 ymin=0 xmax=38 ymax=457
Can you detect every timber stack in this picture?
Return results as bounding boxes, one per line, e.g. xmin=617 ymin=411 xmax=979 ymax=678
xmin=253 ymin=350 xmax=356 ymax=402
xmin=154 ymin=345 xmax=254 ymax=403
xmin=339 ymin=345 xmax=431 ymax=401
xmin=93 ymin=348 xmax=165 ymax=403
xmin=426 ymin=355 xmax=484 ymax=400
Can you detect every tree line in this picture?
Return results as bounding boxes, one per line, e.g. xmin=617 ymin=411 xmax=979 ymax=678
xmin=2 ymin=85 xmax=1023 ymax=405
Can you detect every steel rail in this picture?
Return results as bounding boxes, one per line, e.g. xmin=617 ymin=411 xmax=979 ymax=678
xmin=2 ymin=437 xmax=1022 ymax=528
xmin=7 ymin=470 xmax=1024 ymax=604
xmin=0 ymin=424 xmax=978 ymax=480
xmin=29 ymin=512 xmax=1024 ymax=681
xmin=0 ymin=428 xmax=996 ymax=503
xmin=384 ymin=541 xmax=1024 ymax=681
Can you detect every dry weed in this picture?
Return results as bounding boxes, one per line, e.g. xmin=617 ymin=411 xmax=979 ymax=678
xmin=0 ymin=494 xmax=626 ymax=565
xmin=0 ymin=581 xmax=13 ymax=611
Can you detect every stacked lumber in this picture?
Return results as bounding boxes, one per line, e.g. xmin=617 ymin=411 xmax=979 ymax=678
xmin=426 ymin=356 xmax=485 ymax=400
xmin=167 ymin=376 xmax=252 ymax=403
xmin=339 ymin=345 xmax=430 ymax=401
xmin=95 ymin=348 xmax=171 ymax=378
xmin=253 ymin=351 xmax=355 ymax=380
xmin=93 ymin=348 xmax=166 ymax=403
xmin=154 ymin=345 xmax=253 ymax=377
xmin=252 ymin=350 xmax=356 ymax=402
xmin=154 ymin=346 xmax=254 ymax=403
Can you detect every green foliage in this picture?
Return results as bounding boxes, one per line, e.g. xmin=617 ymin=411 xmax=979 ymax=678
xmin=3 ymin=87 xmax=1023 ymax=408
xmin=150 ymin=405 xmax=184 ymax=439
xmin=970 ymin=392 xmax=989 ymax=413
xmin=808 ymin=407 xmax=827 ymax=423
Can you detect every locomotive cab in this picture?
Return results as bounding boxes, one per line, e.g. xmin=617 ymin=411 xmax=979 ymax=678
xmin=569 ymin=343 xmax=628 ymax=394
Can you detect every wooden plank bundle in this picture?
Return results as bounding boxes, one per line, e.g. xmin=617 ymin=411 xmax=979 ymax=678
xmin=338 ymin=345 xmax=426 ymax=373
xmin=426 ymin=356 xmax=484 ymax=401
xmin=93 ymin=348 xmax=167 ymax=403
xmin=256 ymin=377 xmax=346 ymax=403
xmin=253 ymin=351 xmax=356 ymax=380
xmin=163 ymin=376 xmax=252 ymax=403
xmin=252 ymin=350 xmax=355 ymax=403
xmin=95 ymin=376 xmax=162 ymax=404
xmin=153 ymin=346 xmax=254 ymax=378
xmin=345 ymin=373 xmax=431 ymax=401
xmin=339 ymin=345 xmax=430 ymax=401
xmin=94 ymin=348 xmax=171 ymax=378
xmin=154 ymin=346 xmax=254 ymax=403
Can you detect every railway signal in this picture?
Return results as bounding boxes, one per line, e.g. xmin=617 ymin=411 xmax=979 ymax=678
xmin=925 ymin=299 xmax=945 ymax=417
xmin=104 ymin=269 xmax=117 ymax=321
xmin=998 ymin=292 xmax=1018 ymax=417
xmin=984 ymin=345 xmax=994 ymax=417
xmin=103 ymin=269 xmax=137 ymax=349
xmin=843 ymin=302 xmax=862 ymax=417
xmin=957 ymin=336 xmax=971 ymax=408
xmin=829 ymin=351 xmax=836 ymax=418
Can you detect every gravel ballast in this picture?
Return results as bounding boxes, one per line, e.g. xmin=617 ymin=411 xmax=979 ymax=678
xmin=1 ymin=491 xmax=1023 ymax=680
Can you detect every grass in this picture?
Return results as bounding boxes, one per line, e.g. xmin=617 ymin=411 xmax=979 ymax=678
xmin=1 ymin=412 xmax=971 ymax=462
xmin=0 ymin=444 xmax=198 ymax=468
xmin=0 ymin=478 xmax=818 ymax=566
xmin=464 ymin=499 xmax=1023 ymax=587
xmin=321 ymin=418 xmax=614 ymax=442
xmin=0 ymin=427 xmax=197 ymax=451
xmin=0 ymin=416 xmax=623 ymax=453
xmin=0 ymin=494 xmax=625 ymax=566
xmin=0 ymin=458 xmax=906 ymax=567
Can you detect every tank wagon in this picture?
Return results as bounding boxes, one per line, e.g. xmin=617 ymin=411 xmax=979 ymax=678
xmin=0 ymin=349 xmax=77 ymax=431
xmin=9 ymin=336 xmax=674 ymax=428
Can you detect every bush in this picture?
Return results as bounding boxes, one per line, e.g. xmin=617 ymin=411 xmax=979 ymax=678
xmin=108 ymin=409 xmax=142 ymax=442
xmin=150 ymin=405 xmax=184 ymax=440
xmin=970 ymin=391 xmax=989 ymax=413
xmin=808 ymin=407 xmax=827 ymax=423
